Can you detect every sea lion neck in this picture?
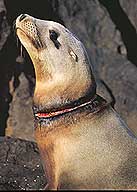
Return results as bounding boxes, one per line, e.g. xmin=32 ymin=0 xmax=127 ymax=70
xmin=34 ymin=94 xmax=108 ymax=133
xmin=33 ymin=71 xmax=96 ymax=113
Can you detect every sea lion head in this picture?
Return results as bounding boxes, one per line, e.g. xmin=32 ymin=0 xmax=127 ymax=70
xmin=16 ymin=14 xmax=96 ymax=112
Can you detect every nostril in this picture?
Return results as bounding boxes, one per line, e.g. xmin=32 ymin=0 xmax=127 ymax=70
xmin=19 ymin=14 xmax=27 ymax=22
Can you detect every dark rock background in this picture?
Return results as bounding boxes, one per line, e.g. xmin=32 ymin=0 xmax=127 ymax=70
xmin=0 ymin=137 xmax=46 ymax=190
xmin=0 ymin=0 xmax=137 ymax=190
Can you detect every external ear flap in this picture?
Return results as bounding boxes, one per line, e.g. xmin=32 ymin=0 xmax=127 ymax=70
xmin=69 ymin=48 xmax=78 ymax=62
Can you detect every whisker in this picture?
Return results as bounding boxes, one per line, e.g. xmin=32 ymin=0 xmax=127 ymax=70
xmin=21 ymin=44 xmax=23 ymax=57
xmin=16 ymin=43 xmax=25 ymax=64
xmin=12 ymin=20 xmax=17 ymax=37
xmin=16 ymin=36 xmax=19 ymax=48
xmin=35 ymin=23 xmax=43 ymax=48
xmin=12 ymin=19 xmax=26 ymax=63
xmin=12 ymin=19 xmax=20 ymax=49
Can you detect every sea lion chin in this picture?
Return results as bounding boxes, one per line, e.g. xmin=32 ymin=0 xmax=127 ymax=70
xmin=15 ymin=14 xmax=137 ymax=190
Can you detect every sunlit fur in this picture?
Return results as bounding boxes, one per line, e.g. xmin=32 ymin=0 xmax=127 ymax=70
xmin=16 ymin=14 xmax=137 ymax=190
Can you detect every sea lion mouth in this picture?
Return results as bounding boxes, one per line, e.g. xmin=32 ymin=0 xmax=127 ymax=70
xmin=14 ymin=15 xmax=43 ymax=49
xmin=16 ymin=27 xmax=43 ymax=49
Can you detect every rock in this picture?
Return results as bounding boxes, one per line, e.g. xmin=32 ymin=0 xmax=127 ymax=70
xmin=99 ymin=0 xmax=137 ymax=66
xmin=0 ymin=0 xmax=10 ymax=50
xmin=120 ymin=0 xmax=137 ymax=31
xmin=98 ymin=52 xmax=137 ymax=135
xmin=6 ymin=72 xmax=35 ymax=141
xmin=0 ymin=137 xmax=46 ymax=190
xmin=0 ymin=0 xmax=11 ymax=137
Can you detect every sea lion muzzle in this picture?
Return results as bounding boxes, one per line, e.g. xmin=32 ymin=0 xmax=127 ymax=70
xmin=15 ymin=14 xmax=43 ymax=49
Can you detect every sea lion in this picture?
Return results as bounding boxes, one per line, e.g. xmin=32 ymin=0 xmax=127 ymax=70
xmin=15 ymin=14 xmax=137 ymax=190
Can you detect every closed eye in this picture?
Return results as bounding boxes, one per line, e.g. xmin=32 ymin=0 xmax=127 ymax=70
xmin=49 ymin=30 xmax=61 ymax=49
xmin=49 ymin=30 xmax=59 ymax=40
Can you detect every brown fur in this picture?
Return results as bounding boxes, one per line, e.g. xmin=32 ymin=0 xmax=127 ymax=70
xmin=16 ymin=14 xmax=137 ymax=190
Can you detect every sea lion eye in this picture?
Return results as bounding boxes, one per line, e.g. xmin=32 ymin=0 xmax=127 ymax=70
xmin=49 ymin=30 xmax=58 ymax=41
xmin=49 ymin=30 xmax=61 ymax=49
